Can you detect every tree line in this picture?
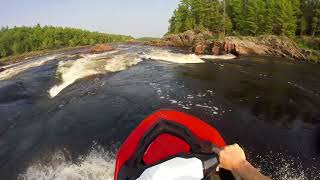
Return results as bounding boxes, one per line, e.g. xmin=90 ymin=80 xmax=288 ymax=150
xmin=0 ymin=25 xmax=133 ymax=58
xmin=168 ymin=0 xmax=320 ymax=37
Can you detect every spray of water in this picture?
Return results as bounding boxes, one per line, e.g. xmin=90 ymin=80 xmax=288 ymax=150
xmin=18 ymin=144 xmax=319 ymax=180
xmin=248 ymin=151 xmax=320 ymax=180
xmin=141 ymin=49 xmax=205 ymax=64
xmin=199 ymin=54 xmax=236 ymax=60
xmin=18 ymin=145 xmax=116 ymax=180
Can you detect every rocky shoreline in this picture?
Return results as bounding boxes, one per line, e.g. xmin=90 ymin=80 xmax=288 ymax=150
xmin=146 ymin=30 xmax=310 ymax=61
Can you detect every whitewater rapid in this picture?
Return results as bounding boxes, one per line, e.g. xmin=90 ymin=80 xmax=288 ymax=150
xmin=48 ymin=48 xmax=208 ymax=98
xmin=141 ymin=49 xmax=205 ymax=64
xmin=48 ymin=51 xmax=133 ymax=98
xmin=0 ymin=47 xmax=235 ymax=98
xmin=0 ymin=55 xmax=57 ymax=80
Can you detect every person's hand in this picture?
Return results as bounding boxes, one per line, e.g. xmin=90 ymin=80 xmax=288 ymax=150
xmin=218 ymin=144 xmax=247 ymax=171
xmin=215 ymin=144 xmax=270 ymax=180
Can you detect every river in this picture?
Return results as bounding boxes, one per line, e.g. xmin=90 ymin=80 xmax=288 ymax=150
xmin=0 ymin=44 xmax=319 ymax=180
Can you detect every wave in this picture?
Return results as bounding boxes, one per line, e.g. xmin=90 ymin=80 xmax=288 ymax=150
xmin=104 ymin=54 xmax=142 ymax=72
xmin=18 ymin=145 xmax=319 ymax=180
xmin=49 ymin=51 xmax=141 ymax=98
xmin=199 ymin=54 xmax=236 ymax=60
xmin=141 ymin=49 xmax=205 ymax=64
xmin=18 ymin=145 xmax=115 ymax=180
xmin=0 ymin=55 xmax=57 ymax=80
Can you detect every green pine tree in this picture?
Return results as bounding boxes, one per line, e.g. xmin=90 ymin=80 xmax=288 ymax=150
xmin=244 ymin=0 xmax=259 ymax=35
xmin=227 ymin=0 xmax=244 ymax=33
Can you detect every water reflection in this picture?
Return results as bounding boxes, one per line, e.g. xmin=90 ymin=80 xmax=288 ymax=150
xmin=180 ymin=57 xmax=320 ymax=125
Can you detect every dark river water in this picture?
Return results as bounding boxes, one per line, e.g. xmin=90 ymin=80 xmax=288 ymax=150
xmin=0 ymin=45 xmax=319 ymax=180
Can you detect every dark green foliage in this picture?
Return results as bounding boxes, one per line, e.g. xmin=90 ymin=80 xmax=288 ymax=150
xmin=0 ymin=25 xmax=133 ymax=58
xmin=168 ymin=0 xmax=320 ymax=37
xmin=169 ymin=0 xmax=225 ymax=34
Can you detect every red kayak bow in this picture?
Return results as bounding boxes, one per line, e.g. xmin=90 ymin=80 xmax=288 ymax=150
xmin=114 ymin=109 xmax=228 ymax=180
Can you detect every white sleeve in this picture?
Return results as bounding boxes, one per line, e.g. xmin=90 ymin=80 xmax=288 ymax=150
xmin=137 ymin=157 xmax=204 ymax=180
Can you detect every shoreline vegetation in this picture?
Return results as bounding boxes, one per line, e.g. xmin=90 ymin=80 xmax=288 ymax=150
xmin=0 ymin=46 xmax=91 ymax=66
xmin=0 ymin=25 xmax=133 ymax=62
xmin=146 ymin=0 xmax=320 ymax=62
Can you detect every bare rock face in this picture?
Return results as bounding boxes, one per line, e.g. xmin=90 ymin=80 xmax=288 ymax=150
xmin=179 ymin=30 xmax=196 ymax=46
xmin=147 ymin=30 xmax=307 ymax=60
xmin=194 ymin=44 xmax=208 ymax=54
xmin=90 ymin=44 xmax=114 ymax=53
xmin=193 ymin=40 xmax=239 ymax=56
xmin=162 ymin=30 xmax=198 ymax=47
xmin=212 ymin=42 xmax=221 ymax=55
xmin=226 ymin=35 xmax=306 ymax=60
xmin=165 ymin=34 xmax=186 ymax=47
xmin=212 ymin=47 xmax=220 ymax=55
xmin=224 ymin=42 xmax=235 ymax=54
xmin=146 ymin=30 xmax=212 ymax=47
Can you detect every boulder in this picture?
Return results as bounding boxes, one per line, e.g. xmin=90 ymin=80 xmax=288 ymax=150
xmin=194 ymin=44 xmax=208 ymax=54
xmin=165 ymin=34 xmax=185 ymax=46
xmin=230 ymin=45 xmax=240 ymax=57
xmin=212 ymin=42 xmax=224 ymax=55
xmin=145 ymin=40 xmax=170 ymax=46
xmin=223 ymin=42 xmax=239 ymax=57
xmin=147 ymin=30 xmax=212 ymax=47
xmin=224 ymin=42 xmax=232 ymax=53
xmin=69 ymin=54 xmax=84 ymax=60
xmin=180 ymin=30 xmax=196 ymax=46
xmin=90 ymin=44 xmax=114 ymax=53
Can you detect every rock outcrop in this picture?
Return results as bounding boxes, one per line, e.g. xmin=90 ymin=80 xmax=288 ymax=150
xmin=194 ymin=43 xmax=208 ymax=54
xmin=193 ymin=41 xmax=239 ymax=56
xmin=0 ymin=67 xmax=5 ymax=73
xmin=90 ymin=44 xmax=114 ymax=53
xmin=146 ymin=30 xmax=212 ymax=47
xmin=226 ymin=36 xmax=306 ymax=60
xmin=147 ymin=31 xmax=307 ymax=60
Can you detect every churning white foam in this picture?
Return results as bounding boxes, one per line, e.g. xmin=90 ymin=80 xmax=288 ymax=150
xmin=49 ymin=51 xmax=141 ymax=98
xmin=199 ymin=54 xmax=236 ymax=60
xmin=141 ymin=49 xmax=205 ymax=64
xmin=0 ymin=55 xmax=57 ymax=80
xmin=104 ymin=54 xmax=142 ymax=72
xmin=18 ymin=146 xmax=115 ymax=180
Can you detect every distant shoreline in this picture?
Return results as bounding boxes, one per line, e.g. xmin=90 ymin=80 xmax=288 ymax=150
xmin=0 ymin=46 xmax=90 ymax=66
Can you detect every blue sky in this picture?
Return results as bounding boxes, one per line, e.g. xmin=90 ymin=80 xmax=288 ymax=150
xmin=0 ymin=0 xmax=180 ymax=38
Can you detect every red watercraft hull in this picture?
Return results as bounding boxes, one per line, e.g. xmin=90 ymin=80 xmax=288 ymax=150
xmin=114 ymin=109 xmax=229 ymax=180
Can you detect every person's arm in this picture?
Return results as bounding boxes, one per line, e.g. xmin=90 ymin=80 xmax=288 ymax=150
xmin=217 ymin=144 xmax=271 ymax=180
